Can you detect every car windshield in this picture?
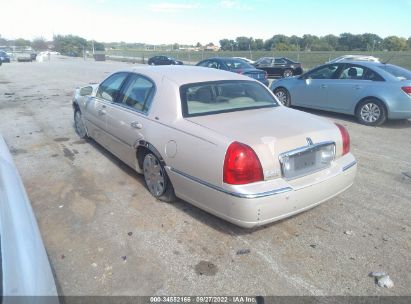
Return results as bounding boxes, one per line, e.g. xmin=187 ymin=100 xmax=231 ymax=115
xmin=224 ymin=59 xmax=253 ymax=70
xmin=378 ymin=64 xmax=411 ymax=80
xmin=180 ymin=80 xmax=278 ymax=117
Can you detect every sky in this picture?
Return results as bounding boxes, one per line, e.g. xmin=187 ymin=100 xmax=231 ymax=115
xmin=1 ymin=0 xmax=410 ymax=45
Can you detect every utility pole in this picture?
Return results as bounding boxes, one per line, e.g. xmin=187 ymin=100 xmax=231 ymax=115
xmin=248 ymin=43 xmax=252 ymax=60
xmin=371 ymin=39 xmax=376 ymax=55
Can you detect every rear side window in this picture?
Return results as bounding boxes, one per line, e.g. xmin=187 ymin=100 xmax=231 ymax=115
xmin=180 ymin=80 xmax=278 ymax=117
xmin=378 ymin=65 xmax=411 ymax=80
xmin=96 ymin=72 xmax=128 ymax=102
xmin=118 ymin=75 xmax=155 ymax=113
xmin=338 ymin=65 xmax=384 ymax=81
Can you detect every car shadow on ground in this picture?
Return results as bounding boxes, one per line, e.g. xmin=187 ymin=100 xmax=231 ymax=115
xmin=84 ymin=136 xmax=292 ymax=236
xmin=292 ymin=106 xmax=411 ymax=129
xmin=79 ymin=126 xmax=326 ymax=237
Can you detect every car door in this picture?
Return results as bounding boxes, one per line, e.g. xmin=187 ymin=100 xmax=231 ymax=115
xmin=105 ymin=73 xmax=155 ymax=169
xmin=256 ymin=58 xmax=274 ymax=76
xmin=273 ymin=58 xmax=287 ymax=76
xmin=84 ymin=72 xmax=128 ymax=147
xmin=325 ymin=64 xmax=375 ymax=113
xmin=291 ymin=64 xmax=342 ymax=109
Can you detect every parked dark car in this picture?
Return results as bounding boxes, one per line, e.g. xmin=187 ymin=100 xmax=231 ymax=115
xmin=0 ymin=50 xmax=11 ymax=63
xmin=147 ymin=55 xmax=183 ymax=66
xmin=253 ymin=57 xmax=303 ymax=78
xmin=196 ymin=57 xmax=269 ymax=86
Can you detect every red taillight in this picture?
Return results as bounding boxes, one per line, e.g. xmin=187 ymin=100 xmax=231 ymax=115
xmin=236 ymin=70 xmax=244 ymax=74
xmin=335 ymin=123 xmax=350 ymax=155
xmin=223 ymin=142 xmax=264 ymax=185
xmin=401 ymin=86 xmax=411 ymax=96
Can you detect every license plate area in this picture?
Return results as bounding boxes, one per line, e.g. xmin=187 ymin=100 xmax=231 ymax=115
xmin=279 ymin=142 xmax=335 ymax=180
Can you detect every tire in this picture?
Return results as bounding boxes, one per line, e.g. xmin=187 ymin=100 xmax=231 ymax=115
xmin=273 ymin=88 xmax=291 ymax=107
xmin=143 ymin=152 xmax=176 ymax=203
xmin=74 ymin=109 xmax=89 ymax=139
xmin=283 ymin=69 xmax=293 ymax=77
xmin=355 ymin=98 xmax=387 ymax=126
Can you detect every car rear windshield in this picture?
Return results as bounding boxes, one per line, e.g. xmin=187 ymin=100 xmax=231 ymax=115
xmin=180 ymin=80 xmax=278 ymax=117
xmin=224 ymin=59 xmax=254 ymax=69
xmin=378 ymin=65 xmax=411 ymax=80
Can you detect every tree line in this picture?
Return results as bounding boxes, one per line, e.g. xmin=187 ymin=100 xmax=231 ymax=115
xmin=0 ymin=35 xmax=105 ymax=56
xmin=219 ymin=33 xmax=411 ymax=52
xmin=2 ymin=33 xmax=411 ymax=55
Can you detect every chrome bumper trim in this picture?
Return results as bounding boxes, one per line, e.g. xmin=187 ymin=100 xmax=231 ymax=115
xmin=169 ymin=167 xmax=292 ymax=199
xmin=342 ymin=160 xmax=357 ymax=172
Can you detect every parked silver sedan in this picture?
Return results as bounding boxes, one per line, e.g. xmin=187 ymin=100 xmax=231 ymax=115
xmin=0 ymin=134 xmax=58 ymax=299
xmin=72 ymin=66 xmax=356 ymax=228
xmin=270 ymin=61 xmax=411 ymax=126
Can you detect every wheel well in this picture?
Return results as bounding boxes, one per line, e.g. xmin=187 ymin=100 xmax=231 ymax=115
xmin=273 ymin=86 xmax=291 ymax=104
xmin=72 ymin=101 xmax=80 ymax=112
xmin=136 ymin=142 xmax=165 ymax=170
xmin=355 ymin=97 xmax=387 ymax=115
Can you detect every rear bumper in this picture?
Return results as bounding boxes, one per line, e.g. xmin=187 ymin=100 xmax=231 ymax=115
xmin=167 ymin=154 xmax=357 ymax=228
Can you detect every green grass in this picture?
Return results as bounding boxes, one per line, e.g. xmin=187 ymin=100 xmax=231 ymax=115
xmin=106 ymin=49 xmax=411 ymax=70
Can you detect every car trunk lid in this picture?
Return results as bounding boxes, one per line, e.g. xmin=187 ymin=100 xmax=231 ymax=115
xmin=186 ymin=107 xmax=340 ymax=180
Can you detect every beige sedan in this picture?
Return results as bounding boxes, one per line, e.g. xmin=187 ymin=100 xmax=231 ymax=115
xmin=72 ymin=66 xmax=357 ymax=228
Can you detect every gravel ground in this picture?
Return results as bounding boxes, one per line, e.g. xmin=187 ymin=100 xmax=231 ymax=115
xmin=0 ymin=56 xmax=410 ymax=296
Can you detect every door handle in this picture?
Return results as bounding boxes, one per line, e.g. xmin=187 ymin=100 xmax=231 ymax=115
xmin=321 ymin=84 xmax=327 ymax=89
xmin=355 ymin=85 xmax=362 ymax=90
xmin=130 ymin=121 xmax=143 ymax=129
xmin=98 ymin=109 xmax=106 ymax=115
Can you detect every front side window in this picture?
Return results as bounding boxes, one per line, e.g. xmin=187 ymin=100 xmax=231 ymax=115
xmin=119 ymin=75 xmax=155 ymax=113
xmin=256 ymin=58 xmax=273 ymax=65
xmin=180 ymin=81 xmax=278 ymax=117
xmin=306 ymin=64 xmax=340 ymax=79
xmin=96 ymin=72 xmax=128 ymax=102
xmin=274 ymin=58 xmax=286 ymax=64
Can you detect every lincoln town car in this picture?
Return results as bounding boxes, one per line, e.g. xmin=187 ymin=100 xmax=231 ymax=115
xmin=72 ymin=66 xmax=357 ymax=228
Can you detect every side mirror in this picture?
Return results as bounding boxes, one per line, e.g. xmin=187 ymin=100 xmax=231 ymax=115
xmin=80 ymin=86 xmax=93 ymax=96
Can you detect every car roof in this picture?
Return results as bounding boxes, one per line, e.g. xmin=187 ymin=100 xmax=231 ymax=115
xmin=333 ymin=60 xmax=383 ymax=67
xmin=121 ymin=65 xmax=252 ymax=85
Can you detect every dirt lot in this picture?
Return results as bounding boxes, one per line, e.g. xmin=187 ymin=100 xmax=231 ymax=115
xmin=0 ymin=57 xmax=410 ymax=296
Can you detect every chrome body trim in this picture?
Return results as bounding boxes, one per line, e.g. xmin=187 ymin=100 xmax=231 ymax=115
xmin=279 ymin=140 xmax=336 ymax=159
xmin=168 ymin=167 xmax=292 ymax=199
xmin=342 ymin=160 xmax=357 ymax=172
xmin=278 ymin=141 xmax=336 ymax=180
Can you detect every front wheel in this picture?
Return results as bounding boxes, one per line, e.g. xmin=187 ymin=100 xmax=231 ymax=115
xmin=273 ymin=88 xmax=291 ymax=107
xmin=143 ymin=153 xmax=176 ymax=202
xmin=355 ymin=99 xmax=387 ymax=126
xmin=74 ymin=110 xmax=89 ymax=138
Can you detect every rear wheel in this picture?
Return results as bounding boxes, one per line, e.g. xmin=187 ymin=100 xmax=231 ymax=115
xmin=143 ymin=153 xmax=176 ymax=202
xmin=355 ymin=99 xmax=387 ymax=126
xmin=283 ymin=69 xmax=293 ymax=77
xmin=273 ymin=88 xmax=291 ymax=107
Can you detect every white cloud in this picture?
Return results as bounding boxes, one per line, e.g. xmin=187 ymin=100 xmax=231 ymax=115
xmin=219 ymin=0 xmax=252 ymax=10
xmin=220 ymin=0 xmax=236 ymax=8
xmin=149 ymin=2 xmax=200 ymax=12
